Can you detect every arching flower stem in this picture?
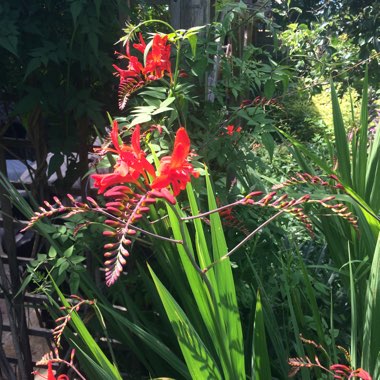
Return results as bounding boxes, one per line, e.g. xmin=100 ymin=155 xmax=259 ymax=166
xmin=92 ymin=207 xmax=183 ymax=244
xmin=202 ymin=210 xmax=285 ymax=274
xmin=180 ymin=198 xmax=249 ymax=221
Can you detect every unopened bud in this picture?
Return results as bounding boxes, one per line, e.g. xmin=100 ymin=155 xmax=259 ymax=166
xmin=103 ymin=230 xmax=116 ymax=237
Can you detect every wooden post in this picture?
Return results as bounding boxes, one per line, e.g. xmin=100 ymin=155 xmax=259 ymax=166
xmin=170 ymin=0 xmax=211 ymax=29
xmin=0 ymin=141 xmax=33 ymax=379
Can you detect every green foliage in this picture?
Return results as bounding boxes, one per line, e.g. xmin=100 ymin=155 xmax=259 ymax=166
xmin=0 ymin=0 xmax=129 ymax=193
xmin=312 ymin=85 xmax=360 ymax=131
xmin=214 ymin=45 xmax=290 ymax=104
xmin=283 ymin=70 xmax=380 ymax=375
xmin=276 ymin=84 xmax=324 ymax=141
xmin=274 ymin=0 xmax=380 ymax=90
xmin=280 ymin=22 xmax=360 ymax=86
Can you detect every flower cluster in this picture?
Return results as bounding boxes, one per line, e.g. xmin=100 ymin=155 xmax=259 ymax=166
xmin=33 ymin=349 xmax=76 ymax=380
xmin=288 ymin=336 xmax=372 ymax=379
xmin=91 ymin=122 xmax=199 ymax=285
xmin=240 ymin=96 xmax=279 ymax=108
xmin=34 ymin=361 xmax=69 ymax=380
xmin=224 ymin=125 xmax=242 ymax=136
xmin=92 ymin=121 xmax=199 ymax=197
xmin=330 ymin=364 xmax=372 ymax=380
xmin=113 ymin=33 xmax=172 ymax=109
xmin=92 ymin=122 xmax=155 ymax=194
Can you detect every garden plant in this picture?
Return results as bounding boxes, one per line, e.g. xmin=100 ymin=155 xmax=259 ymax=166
xmin=0 ymin=2 xmax=379 ymax=380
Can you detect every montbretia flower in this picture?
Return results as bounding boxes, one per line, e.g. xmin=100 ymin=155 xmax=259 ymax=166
xmin=92 ymin=121 xmax=155 ymax=194
xmin=34 ymin=361 xmax=69 ymax=380
xmin=225 ymin=125 xmax=242 ymax=136
xmin=330 ymin=363 xmax=352 ymax=378
xmin=330 ymin=364 xmax=372 ymax=380
xmin=113 ymin=33 xmax=172 ymax=109
xmin=133 ymin=33 xmax=172 ymax=80
xmin=151 ymin=127 xmax=199 ymax=196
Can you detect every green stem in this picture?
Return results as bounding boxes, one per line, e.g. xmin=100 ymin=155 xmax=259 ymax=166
xmin=49 ymin=358 xmax=87 ymax=380
xmin=203 ymin=210 xmax=285 ymax=274
xmin=126 ymin=19 xmax=177 ymax=40
xmin=172 ymin=38 xmax=182 ymax=89
xmin=94 ymin=208 xmax=183 ymax=244
xmin=181 ymin=198 xmax=246 ymax=221
xmin=93 ymin=301 xmax=119 ymax=371
xmin=167 ymin=204 xmax=205 ymax=276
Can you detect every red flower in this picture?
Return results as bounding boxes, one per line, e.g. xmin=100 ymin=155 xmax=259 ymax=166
xmin=113 ymin=33 xmax=172 ymax=109
xmin=33 ymin=361 xmax=69 ymax=380
xmin=350 ymin=368 xmax=372 ymax=380
xmin=225 ymin=125 xmax=242 ymax=136
xmin=92 ymin=121 xmax=155 ymax=194
xmin=146 ymin=34 xmax=172 ymax=80
xmin=151 ymin=128 xmax=199 ymax=196
xmin=330 ymin=364 xmax=372 ymax=380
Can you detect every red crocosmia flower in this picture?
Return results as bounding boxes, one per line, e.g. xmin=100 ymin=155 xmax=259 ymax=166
xmin=226 ymin=125 xmax=235 ymax=135
xmin=92 ymin=122 xmax=155 ymax=194
xmin=225 ymin=125 xmax=242 ymax=136
xmin=330 ymin=364 xmax=372 ymax=380
xmin=133 ymin=32 xmax=147 ymax=54
xmin=145 ymin=34 xmax=172 ymax=80
xmin=350 ymin=368 xmax=372 ymax=380
xmin=151 ymin=128 xmax=199 ymax=196
xmin=113 ymin=33 xmax=172 ymax=109
xmin=38 ymin=361 xmax=69 ymax=380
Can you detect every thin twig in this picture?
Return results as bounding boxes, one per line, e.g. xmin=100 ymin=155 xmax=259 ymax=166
xmin=92 ymin=208 xmax=183 ymax=244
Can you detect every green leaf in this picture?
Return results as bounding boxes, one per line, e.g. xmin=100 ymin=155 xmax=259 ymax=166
xmin=69 ymin=272 xmax=80 ymax=294
xmin=148 ymin=265 xmax=222 ymax=380
xmin=264 ymin=79 xmax=275 ymax=98
xmin=99 ymin=303 xmax=190 ymax=379
xmin=88 ymin=32 xmax=99 ymax=58
xmin=185 ymin=26 xmax=206 ymax=34
xmin=71 ymin=342 xmax=117 ymax=378
xmin=348 ymin=245 xmax=358 ymax=368
xmin=252 ymin=291 xmax=271 ymax=379
xmin=48 ymin=246 xmax=57 ymax=258
xmin=130 ymin=114 xmax=152 ymax=127
xmin=205 ymin=172 xmax=245 ymax=379
xmin=0 ymin=13 xmax=18 ymax=56
xmin=362 ymin=233 xmax=380 ymax=374
xmin=93 ymin=0 xmax=102 ymax=18
xmin=331 ymin=80 xmax=352 ymax=185
xmin=51 ymin=279 xmax=122 ymax=379
xmin=70 ymin=256 xmax=86 ymax=264
xmin=139 ymin=90 xmax=167 ymax=100
xmin=160 ymin=96 xmax=175 ymax=108
xmin=261 ymin=132 xmax=274 ymax=161
xmin=187 ymin=34 xmax=197 ymax=57
xmin=151 ymin=107 xmax=173 ymax=115
xmin=24 ymin=58 xmax=41 ymax=79
xmin=354 ymin=67 xmax=368 ymax=196
xmin=14 ymin=273 xmax=34 ymax=298
xmin=70 ymin=0 xmax=85 ymax=26
xmin=64 ymin=246 xmax=74 ymax=258
xmin=58 ymin=260 xmax=69 ymax=276
xmin=295 ymin=250 xmax=325 ymax=345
